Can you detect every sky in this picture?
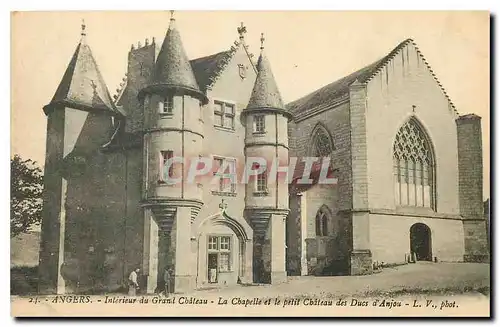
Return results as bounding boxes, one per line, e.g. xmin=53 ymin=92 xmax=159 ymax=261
xmin=10 ymin=11 xmax=490 ymax=199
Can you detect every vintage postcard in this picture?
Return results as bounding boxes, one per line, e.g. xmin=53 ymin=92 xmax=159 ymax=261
xmin=10 ymin=11 xmax=490 ymax=317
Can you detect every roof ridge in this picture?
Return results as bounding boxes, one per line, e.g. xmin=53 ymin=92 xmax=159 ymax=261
xmin=241 ymin=42 xmax=258 ymax=73
xmin=113 ymin=74 xmax=127 ymax=104
xmin=88 ymin=44 xmax=121 ymax=114
xmin=190 ymin=36 xmax=258 ymax=92
xmin=204 ymin=47 xmax=237 ymax=90
xmin=188 ymin=23 xmax=257 ymax=92
xmin=286 ymin=38 xmax=459 ymax=118
xmin=190 ymin=49 xmax=232 ymax=63
xmin=364 ymin=38 xmax=459 ymax=118
xmin=188 ymin=48 xmax=236 ymax=92
xmin=410 ymin=40 xmax=459 ymax=118
xmin=362 ymin=38 xmax=414 ymax=83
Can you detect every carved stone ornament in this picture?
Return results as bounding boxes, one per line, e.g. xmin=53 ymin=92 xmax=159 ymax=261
xmin=238 ymin=63 xmax=247 ymax=79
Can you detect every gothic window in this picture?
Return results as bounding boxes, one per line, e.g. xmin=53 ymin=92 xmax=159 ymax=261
xmin=393 ymin=118 xmax=435 ymax=209
xmin=310 ymin=124 xmax=334 ymax=157
xmin=315 ymin=205 xmax=331 ymax=237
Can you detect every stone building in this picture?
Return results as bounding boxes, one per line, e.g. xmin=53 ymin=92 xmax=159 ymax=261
xmin=38 ymin=16 xmax=488 ymax=294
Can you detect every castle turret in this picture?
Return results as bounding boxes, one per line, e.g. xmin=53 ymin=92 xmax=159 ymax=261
xmin=39 ymin=21 xmax=121 ymax=294
xmin=43 ymin=22 xmax=119 ymax=117
xmin=241 ymin=34 xmax=292 ymax=284
xmin=139 ymin=12 xmax=207 ymax=293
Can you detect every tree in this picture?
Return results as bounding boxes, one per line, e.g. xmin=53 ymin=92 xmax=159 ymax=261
xmin=11 ymin=155 xmax=43 ymax=238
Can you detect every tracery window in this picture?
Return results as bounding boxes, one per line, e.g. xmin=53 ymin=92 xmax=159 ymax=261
xmin=315 ymin=205 xmax=331 ymax=237
xmin=393 ymin=118 xmax=435 ymax=209
xmin=311 ymin=124 xmax=334 ymax=157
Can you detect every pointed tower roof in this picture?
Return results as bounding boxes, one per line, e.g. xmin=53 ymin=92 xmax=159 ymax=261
xmin=247 ymin=53 xmax=285 ymax=110
xmin=242 ymin=34 xmax=292 ymax=121
xmin=140 ymin=13 xmax=207 ymax=103
xmin=44 ymin=21 xmax=120 ymax=116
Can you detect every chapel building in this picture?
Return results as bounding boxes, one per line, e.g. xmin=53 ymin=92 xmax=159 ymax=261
xmin=38 ymin=16 xmax=488 ymax=294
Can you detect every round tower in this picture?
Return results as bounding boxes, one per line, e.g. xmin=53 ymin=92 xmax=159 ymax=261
xmin=241 ymin=34 xmax=293 ymax=284
xmin=138 ymin=13 xmax=207 ymax=293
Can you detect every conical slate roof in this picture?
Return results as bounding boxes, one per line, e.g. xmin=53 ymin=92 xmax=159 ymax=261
xmin=150 ymin=19 xmax=201 ymax=93
xmin=246 ymin=52 xmax=285 ymax=110
xmin=45 ymin=37 xmax=118 ymax=116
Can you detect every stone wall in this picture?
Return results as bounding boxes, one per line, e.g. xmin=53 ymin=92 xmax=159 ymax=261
xmin=365 ymin=42 xmax=460 ymax=214
xmin=39 ymin=106 xmax=133 ymax=294
xmin=369 ymin=213 xmax=465 ymax=264
xmin=289 ymin=101 xmax=352 ymax=276
xmin=121 ymin=43 xmax=157 ymax=133
xmin=289 ymin=102 xmax=352 ymax=212
xmin=456 ymin=115 xmax=488 ymax=261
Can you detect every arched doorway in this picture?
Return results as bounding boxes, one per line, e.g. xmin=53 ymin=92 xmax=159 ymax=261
xmin=195 ymin=213 xmax=252 ymax=287
xmin=410 ymin=223 xmax=432 ymax=261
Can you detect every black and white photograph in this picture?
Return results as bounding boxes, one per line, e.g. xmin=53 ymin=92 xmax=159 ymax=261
xmin=10 ymin=10 xmax=490 ymax=317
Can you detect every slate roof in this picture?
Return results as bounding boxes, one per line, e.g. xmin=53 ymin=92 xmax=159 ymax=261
xmin=190 ymin=50 xmax=233 ymax=92
xmin=290 ymin=158 xmax=339 ymax=193
xmin=45 ymin=39 xmax=119 ymax=116
xmin=287 ymin=38 xmax=459 ymax=118
xmin=286 ymin=39 xmax=414 ymax=115
xmin=149 ymin=18 xmax=201 ymax=93
xmin=247 ymin=52 xmax=285 ymax=110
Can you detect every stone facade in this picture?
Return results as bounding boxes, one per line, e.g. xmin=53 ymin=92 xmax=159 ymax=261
xmin=286 ymin=39 xmax=488 ymax=275
xmin=457 ymin=115 xmax=489 ymax=262
xmin=38 ymin=21 xmax=487 ymax=295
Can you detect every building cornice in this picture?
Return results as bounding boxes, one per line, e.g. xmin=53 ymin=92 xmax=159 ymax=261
xmin=244 ymin=142 xmax=289 ymax=150
xmin=143 ymin=127 xmax=204 ymax=139
xmin=338 ymin=208 xmax=462 ymax=220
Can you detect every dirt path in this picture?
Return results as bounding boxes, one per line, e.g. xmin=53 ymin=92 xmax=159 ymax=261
xmin=189 ymin=262 xmax=490 ymax=298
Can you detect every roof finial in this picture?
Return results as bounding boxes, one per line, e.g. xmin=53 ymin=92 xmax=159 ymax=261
xmin=260 ymin=32 xmax=265 ymax=51
xmin=237 ymin=22 xmax=247 ymax=41
xmin=81 ymin=19 xmax=86 ymax=38
xmin=168 ymin=10 xmax=176 ymax=30
xmin=219 ymin=199 xmax=228 ymax=213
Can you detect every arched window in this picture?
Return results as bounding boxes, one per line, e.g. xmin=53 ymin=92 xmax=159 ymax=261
xmin=315 ymin=205 xmax=331 ymax=237
xmin=310 ymin=124 xmax=334 ymax=157
xmin=393 ymin=117 xmax=435 ymax=209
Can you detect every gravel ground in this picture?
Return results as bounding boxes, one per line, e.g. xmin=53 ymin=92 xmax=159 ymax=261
xmin=10 ymin=262 xmax=490 ymax=317
xmin=188 ymin=262 xmax=490 ymax=299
